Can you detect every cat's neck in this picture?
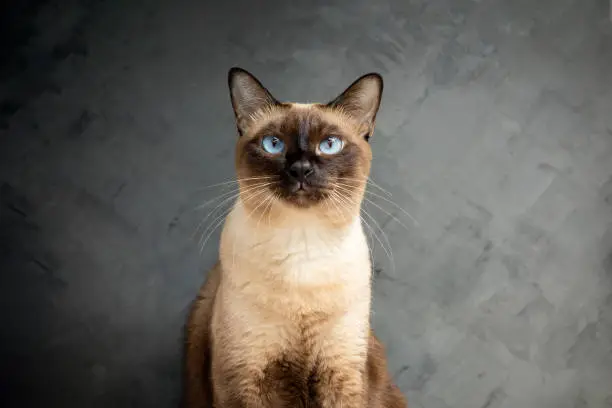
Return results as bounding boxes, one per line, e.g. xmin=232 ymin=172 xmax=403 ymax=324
xmin=219 ymin=198 xmax=371 ymax=289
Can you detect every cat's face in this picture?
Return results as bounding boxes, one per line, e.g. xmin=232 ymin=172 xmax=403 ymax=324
xmin=228 ymin=68 xmax=383 ymax=222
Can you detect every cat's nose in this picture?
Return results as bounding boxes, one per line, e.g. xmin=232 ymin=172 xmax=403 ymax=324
xmin=288 ymin=159 xmax=314 ymax=181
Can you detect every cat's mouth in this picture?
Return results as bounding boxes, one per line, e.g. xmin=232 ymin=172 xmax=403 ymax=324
xmin=276 ymin=180 xmax=329 ymax=207
xmin=290 ymin=181 xmax=309 ymax=193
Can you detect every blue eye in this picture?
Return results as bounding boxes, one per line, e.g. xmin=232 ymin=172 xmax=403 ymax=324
xmin=261 ymin=135 xmax=285 ymax=154
xmin=319 ymin=136 xmax=344 ymax=155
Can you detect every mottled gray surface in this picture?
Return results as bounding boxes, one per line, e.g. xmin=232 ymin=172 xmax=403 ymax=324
xmin=1 ymin=0 xmax=612 ymax=407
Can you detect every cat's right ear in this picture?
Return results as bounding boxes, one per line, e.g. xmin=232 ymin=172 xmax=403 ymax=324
xmin=228 ymin=67 xmax=278 ymax=136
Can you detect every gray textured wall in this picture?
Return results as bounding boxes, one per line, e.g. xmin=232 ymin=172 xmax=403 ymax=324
xmin=1 ymin=0 xmax=612 ymax=407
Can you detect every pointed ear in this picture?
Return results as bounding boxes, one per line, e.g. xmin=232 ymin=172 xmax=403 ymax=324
xmin=228 ymin=67 xmax=279 ymax=136
xmin=327 ymin=73 xmax=383 ymax=140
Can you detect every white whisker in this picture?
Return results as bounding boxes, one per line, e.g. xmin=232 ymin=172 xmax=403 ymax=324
xmin=198 ymin=185 xmax=272 ymax=253
xmin=332 ymin=183 xmax=414 ymax=232
xmin=329 ymin=190 xmax=377 ymax=268
xmin=194 ymin=181 xmax=275 ymax=210
xmin=335 ymin=176 xmax=393 ymax=197
xmin=332 ymin=188 xmax=394 ymax=272
xmin=196 ymin=176 xmax=276 ymax=191
xmin=192 ymin=182 xmax=275 ymax=240
xmin=333 ymin=182 xmax=419 ymax=227
xmin=199 ymin=206 xmax=233 ymax=253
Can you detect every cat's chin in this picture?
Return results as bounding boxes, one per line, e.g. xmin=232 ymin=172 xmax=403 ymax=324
xmin=281 ymin=190 xmax=324 ymax=209
xmin=272 ymin=182 xmax=325 ymax=209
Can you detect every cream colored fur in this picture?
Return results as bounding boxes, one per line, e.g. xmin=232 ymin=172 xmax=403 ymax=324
xmin=210 ymin=197 xmax=373 ymax=406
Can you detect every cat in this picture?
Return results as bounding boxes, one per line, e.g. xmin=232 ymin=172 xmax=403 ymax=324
xmin=183 ymin=67 xmax=407 ymax=408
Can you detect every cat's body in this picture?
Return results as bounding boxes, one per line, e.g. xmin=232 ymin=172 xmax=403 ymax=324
xmin=184 ymin=69 xmax=407 ymax=408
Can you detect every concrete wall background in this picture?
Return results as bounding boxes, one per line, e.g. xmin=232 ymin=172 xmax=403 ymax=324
xmin=1 ymin=0 xmax=612 ymax=407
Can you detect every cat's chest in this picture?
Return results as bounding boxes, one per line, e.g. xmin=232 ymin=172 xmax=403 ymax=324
xmin=241 ymin=312 xmax=366 ymax=406
xmin=219 ymin=292 xmax=370 ymax=357
xmin=259 ymin=351 xmax=325 ymax=407
xmin=222 ymin=222 xmax=371 ymax=288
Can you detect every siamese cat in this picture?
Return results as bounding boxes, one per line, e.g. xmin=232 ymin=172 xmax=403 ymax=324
xmin=184 ymin=68 xmax=407 ymax=408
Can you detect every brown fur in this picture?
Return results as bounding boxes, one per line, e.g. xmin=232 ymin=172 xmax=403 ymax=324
xmin=183 ymin=68 xmax=407 ymax=408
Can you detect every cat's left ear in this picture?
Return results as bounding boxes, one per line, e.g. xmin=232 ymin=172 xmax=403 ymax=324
xmin=228 ymin=67 xmax=279 ymax=136
xmin=327 ymin=73 xmax=383 ymax=141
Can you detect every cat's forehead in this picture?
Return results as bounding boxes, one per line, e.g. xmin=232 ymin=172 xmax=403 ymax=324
xmin=247 ymin=103 xmax=359 ymax=139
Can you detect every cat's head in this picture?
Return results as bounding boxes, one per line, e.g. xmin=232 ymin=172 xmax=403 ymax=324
xmin=228 ymin=67 xmax=383 ymax=224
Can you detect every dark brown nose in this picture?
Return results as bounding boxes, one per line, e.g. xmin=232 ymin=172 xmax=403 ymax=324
xmin=288 ymin=159 xmax=314 ymax=181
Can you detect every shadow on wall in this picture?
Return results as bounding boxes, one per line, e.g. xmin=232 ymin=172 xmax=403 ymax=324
xmin=0 ymin=182 xmax=67 ymax=404
xmin=0 ymin=0 xmax=90 ymax=129
xmin=0 ymin=181 xmax=185 ymax=407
